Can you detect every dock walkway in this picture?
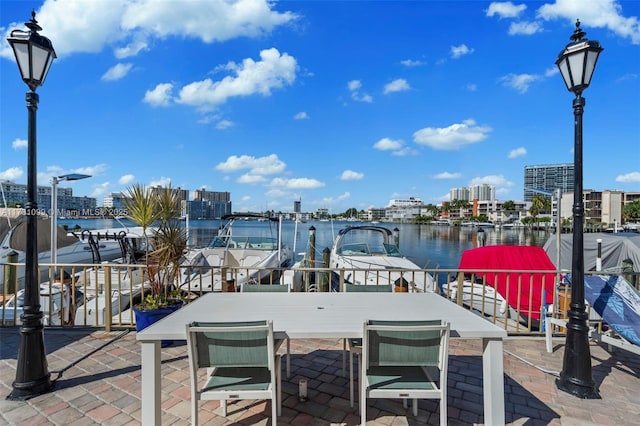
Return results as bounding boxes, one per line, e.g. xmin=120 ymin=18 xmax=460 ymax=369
xmin=1 ymin=328 xmax=639 ymax=425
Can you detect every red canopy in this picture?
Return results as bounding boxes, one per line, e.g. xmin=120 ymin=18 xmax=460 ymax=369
xmin=458 ymin=245 xmax=556 ymax=321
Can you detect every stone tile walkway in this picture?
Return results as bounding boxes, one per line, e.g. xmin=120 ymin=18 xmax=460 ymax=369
xmin=1 ymin=327 xmax=639 ymax=425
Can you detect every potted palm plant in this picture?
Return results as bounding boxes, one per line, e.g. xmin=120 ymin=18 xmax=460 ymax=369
xmin=125 ymin=184 xmax=188 ymax=337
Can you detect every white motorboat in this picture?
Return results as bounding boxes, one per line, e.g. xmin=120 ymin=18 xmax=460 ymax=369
xmin=71 ymin=226 xmax=154 ymax=326
xmin=180 ymin=214 xmax=293 ymax=293
xmin=441 ymin=278 xmax=511 ymax=319
xmin=329 ymin=225 xmax=436 ymax=292
xmin=0 ymin=216 xmax=125 ymax=291
xmin=0 ymin=283 xmax=82 ymax=326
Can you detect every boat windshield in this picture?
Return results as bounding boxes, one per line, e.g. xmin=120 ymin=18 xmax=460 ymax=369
xmin=208 ymin=236 xmax=278 ymax=250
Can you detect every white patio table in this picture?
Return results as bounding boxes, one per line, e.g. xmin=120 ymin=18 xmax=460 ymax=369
xmin=137 ymin=292 xmax=507 ymax=425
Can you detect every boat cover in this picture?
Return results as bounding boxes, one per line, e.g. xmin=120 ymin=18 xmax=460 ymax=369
xmin=566 ymin=274 xmax=640 ymax=346
xmin=458 ymin=245 xmax=556 ymax=321
xmin=543 ymin=233 xmax=640 ymax=273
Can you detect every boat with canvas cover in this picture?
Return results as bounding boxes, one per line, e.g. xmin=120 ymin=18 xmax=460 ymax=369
xmin=444 ymin=245 xmax=556 ymax=327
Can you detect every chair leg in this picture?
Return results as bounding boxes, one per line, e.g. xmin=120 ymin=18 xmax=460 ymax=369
xmin=342 ymin=338 xmax=347 ymax=376
xmin=359 ymin=356 xmax=366 ymax=426
xmin=286 ymin=338 xmax=291 ymax=379
xmin=191 ymin=398 xmax=198 ymax=426
xmin=276 ymin=354 xmax=282 ymax=417
xmin=221 ymin=399 xmax=227 ymax=416
xmin=349 ymin=349 xmax=354 ymax=408
xmin=412 ymin=398 xmax=418 ymax=416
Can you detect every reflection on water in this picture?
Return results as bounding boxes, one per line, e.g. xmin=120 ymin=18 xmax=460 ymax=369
xmin=61 ymin=218 xmax=551 ymax=271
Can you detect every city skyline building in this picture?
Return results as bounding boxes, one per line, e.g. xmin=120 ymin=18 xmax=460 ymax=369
xmin=524 ymin=164 xmax=574 ymax=202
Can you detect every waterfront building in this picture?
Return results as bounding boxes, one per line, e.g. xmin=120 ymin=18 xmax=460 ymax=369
xmin=470 ymin=184 xmax=496 ymax=201
xmin=387 ymin=197 xmax=423 ymax=207
xmin=191 ymin=188 xmax=231 ymax=219
xmin=560 ymin=189 xmax=637 ymax=227
xmin=1 ymin=179 xmax=96 ymax=215
xmin=524 ymin=163 xmax=574 ymax=201
xmin=103 ymin=192 xmax=128 ymax=210
xmin=449 ymin=187 xmax=470 ymax=201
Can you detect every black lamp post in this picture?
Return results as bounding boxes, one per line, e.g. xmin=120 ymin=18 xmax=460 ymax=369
xmin=555 ymin=19 xmax=602 ymax=399
xmin=6 ymin=10 xmax=56 ymax=401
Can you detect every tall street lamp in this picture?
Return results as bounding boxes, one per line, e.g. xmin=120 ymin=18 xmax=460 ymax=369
xmin=6 ymin=10 xmax=56 ymax=400
xmin=51 ymin=174 xmax=91 ymax=273
xmin=555 ymin=19 xmax=603 ymax=399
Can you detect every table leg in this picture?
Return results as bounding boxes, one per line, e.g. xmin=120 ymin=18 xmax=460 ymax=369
xmin=141 ymin=340 xmax=162 ymax=426
xmin=482 ymin=338 xmax=505 ymax=426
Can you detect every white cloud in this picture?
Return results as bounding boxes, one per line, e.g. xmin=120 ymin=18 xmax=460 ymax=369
xmin=322 ymin=192 xmax=351 ymax=205
xmin=293 ymin=112 xmax=309 ymax=120
xmin=143 ymin=83 xmax=174 ymax=107
xmin=216 ymin=120 xmax=235 ymax=129
xmin=270 ymin=177 xmax=324 ymax=189
xmin=12 ymin=138 xmax=27 ymax=150
xmin=72 ymin=164 xmax=109 ymax=177
xmin=486 ymin=2 xmax=527 ymax=19
xmin=373 ymin=138 xmax=403 ymax=151
xmin=176 ymin=48 xmax=297 ymax=108
xmin=101 ymin=63 xmax=133 ymax=81
xmin=91 ymin=182 xmax=111 ymax=198
xmin=114 ymin=39 xmax=148 ymax=59
xmin=508 ymin=21 xmax=543 ymax=35
xmin=400 ymin=59 xmax=426 ymax=67
xmin=119 ymin=174 xmax=135 ymax=185
xmin=0 ymin=0 xmax=298 ymax=60
xmin=340 ymin=170 xmax=364 ymax=181
xmin=434 ymin=172 xmax=461 ymax=179
xmin=466 ymin=83 xmax=478 ymax=92
xmin=499 ymin=73 xmax=540 ymax=93
xmin=238 ymin=174 xmax=267 ymax=184
xmin=215 ymin=154 xmax=286 ymax=175
xmin=537 ymin=0 xmax=640 ymax=45
xmin=450 ymin=44 xmax=474 ymax=59
xmin=413 ymin=119 xmax=492 ymax=150
xmin=149 ymin=177 xmax=172 ymax=187
xmin=616 ymin=171 xmax=640 ymax=183
xmin=0 ymin=167 xmax=23 ymax=181
xmin=383 ymin=79 xmax=410 ymax=94
xmin=470 ymin=175 xmax=514 ymax=187
xmin=347 ymin=79 xmax=373 ymax=103
xmin=508 ymin=147 xmax=527 ymax=158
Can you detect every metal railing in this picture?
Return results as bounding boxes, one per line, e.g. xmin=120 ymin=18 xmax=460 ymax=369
xmin=1 ymin=260 xmax=638 ymax=336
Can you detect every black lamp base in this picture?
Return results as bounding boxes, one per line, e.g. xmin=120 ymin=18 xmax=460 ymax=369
xmin=556 ymin=375 xmax=600 ymax=399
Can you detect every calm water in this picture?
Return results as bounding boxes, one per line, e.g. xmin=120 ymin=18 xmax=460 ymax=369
xmin=60 ymin=218 xmax=551 ymax=270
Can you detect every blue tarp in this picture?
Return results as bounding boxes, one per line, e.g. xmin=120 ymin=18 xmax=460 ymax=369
xmin=568 ymin=274 xmax=640 ymax=346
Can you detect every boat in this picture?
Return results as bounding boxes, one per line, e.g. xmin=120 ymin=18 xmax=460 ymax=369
xmin=542 ymin=232 xmax=640 ymax=273
xmin=430 ymin=219 xmax=451 ymax=226
xmin=442 ymin=276 xmax=511 ymax=319
xmin=72 ymin=227 xmax=152 ymax=326
xmin=461 ymin=221 xmax=495 ymax=228
xmin=0 ymin=283 xmax=83 ymax=326
xmin=329 ymin=225 xmax=436 ymax=292
xmin=0 ymin=215 xmax=125 ymax=291
xmin=445 ymin=245 xmax=556 ymax=327
xmin=180 ymin=214 xmax=293 ymax=293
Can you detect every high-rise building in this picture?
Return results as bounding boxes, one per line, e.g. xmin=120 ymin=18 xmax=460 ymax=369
xmin=191 ymin=188 xmax=231 ymax=219
xmin=524 ymin=164 xmax=574 ymax=201
xmin=469 ymin=184 xmax=495 ymax=201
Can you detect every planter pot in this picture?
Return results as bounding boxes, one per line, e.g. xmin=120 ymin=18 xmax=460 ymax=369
xmin=133 ymin=301 xmax=183 ymax=347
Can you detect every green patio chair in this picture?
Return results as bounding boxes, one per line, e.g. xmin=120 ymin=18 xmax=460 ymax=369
xmin=360 ymin=319 xmax=450 ymax=425
xmin=185 ymin=320 xmax=282 ymax=425
xmin=343 ymin=283 xmax=393 ymax=407
xmin=241 ymin=283 xmax=291 ymax=378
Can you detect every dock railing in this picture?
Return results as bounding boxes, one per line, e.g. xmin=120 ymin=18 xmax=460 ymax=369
xmin=1 ymin=260 xmax=639 ymax=336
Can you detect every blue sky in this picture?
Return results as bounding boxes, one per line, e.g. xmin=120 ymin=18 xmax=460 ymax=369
xmin=1 ymin=0 xmax=639 ymax=214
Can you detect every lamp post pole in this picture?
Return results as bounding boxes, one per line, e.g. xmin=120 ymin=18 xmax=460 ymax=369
xmin=555 ymin=19 xmax=602 ymax=399
xmin=7 ymin=11 xmax=56 ymax=400
xmin=50 ymin=174 xmax=91 ymax=273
